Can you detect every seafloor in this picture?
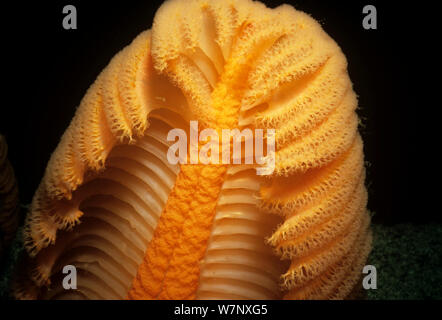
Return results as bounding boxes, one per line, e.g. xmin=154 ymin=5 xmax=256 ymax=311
xmin=1 ymin=222 xmax=441 ymax=300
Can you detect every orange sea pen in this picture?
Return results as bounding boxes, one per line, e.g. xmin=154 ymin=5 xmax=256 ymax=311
xmin=14 ymin=0 xmax=371 ymax=300
xmin=0 ymin=135 xmax=20 ymax=259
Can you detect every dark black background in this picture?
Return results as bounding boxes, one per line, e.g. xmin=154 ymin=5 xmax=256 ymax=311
xmin=0 ymin=1 xmax=435 ymax=225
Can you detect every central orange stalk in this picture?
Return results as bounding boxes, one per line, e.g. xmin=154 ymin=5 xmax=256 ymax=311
xmin=127 ymin=164 xmax=227 ymax=299
xmin=128 ymin=43 xmax=246 ymax=300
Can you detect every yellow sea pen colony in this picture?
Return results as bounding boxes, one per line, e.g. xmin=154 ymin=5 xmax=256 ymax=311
xmin=13 ymin=0 xmax=371 ymax=300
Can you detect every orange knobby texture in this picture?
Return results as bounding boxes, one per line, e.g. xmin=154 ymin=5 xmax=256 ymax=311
xmin=127 ymin=164 xmax=226 ymax=299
